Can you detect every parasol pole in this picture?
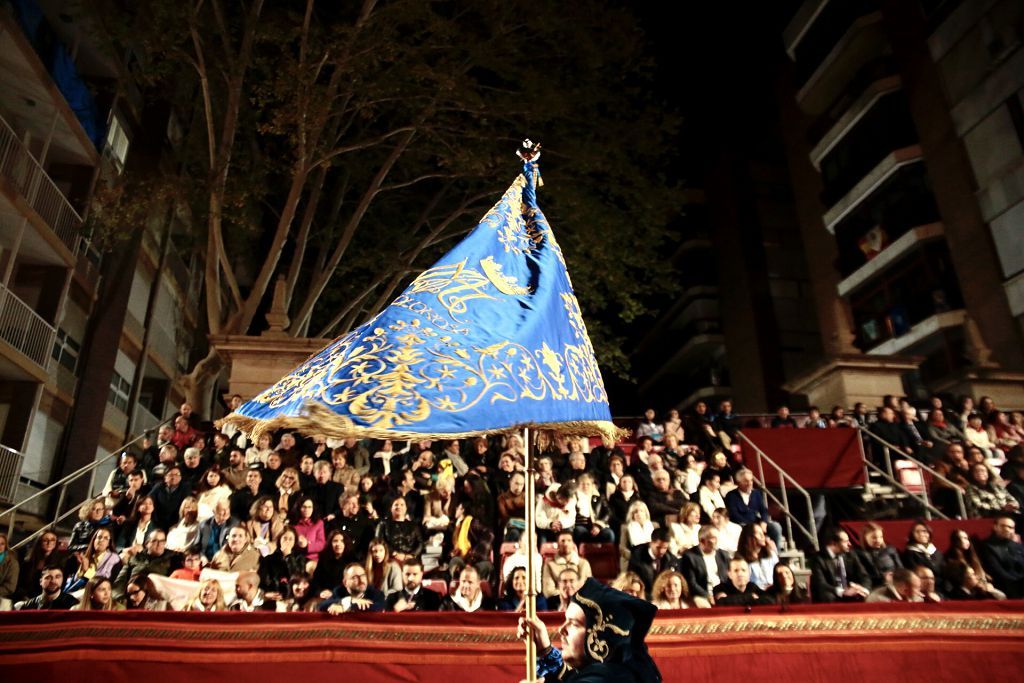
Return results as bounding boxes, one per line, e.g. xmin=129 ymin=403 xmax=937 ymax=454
xmin=523 ymin=426 xmax=537 ymax=682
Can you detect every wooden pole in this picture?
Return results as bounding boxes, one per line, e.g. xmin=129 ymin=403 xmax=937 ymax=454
xmin=523 ymin=426 xmax=537 ymax=682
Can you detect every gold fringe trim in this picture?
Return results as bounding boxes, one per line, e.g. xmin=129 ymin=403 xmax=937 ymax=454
xmin=217 ymin=401 xmax=630 ymax=443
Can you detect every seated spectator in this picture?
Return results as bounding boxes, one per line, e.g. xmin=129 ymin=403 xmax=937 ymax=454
xmin=424 ymin=474 xmax=457 ymax=533
xmin=697 ymin=471 xmax=726 ymax=520
xmin=179 ymin=447 xmax=206 ymax=491
xmin=611 ymin=570 xmax=646 ymax=599
xmin=170 ymin=551 xmax=203 ymax=582
xmin=899 ymin=405 xmax=934 ymax=458
xmin=291 ymin=495 xmax=326 ymax=564
xmin=331 ymin=447 xmax=362 ymax=494
xmin=123 ymin=576 xmax=166 ymax=611
xmin=111 ymin=470 xmax=149 ymax=522
xmin=68 ymin=498 xmax=113 ymax=553
xmin=447 ymin=502 xmax=495 ymax=581
xmin=68 ymin=527 xmax=121 ymax=591
xmin=275 ymin=468 xmax=304 ymax=517
xmin=232 ymin=570 xmax=276 ymax=612
xmin=829 ymin=406 xmax=852 ymax=427
xmin=609 ymin=474 xmax=641 ymax=534
xmin=687 ymin=401 xmax=719 ymax=455
xmin=74 ymin=576 xmax=119 ymax=611
xmin=913 ymin=565 xmax=942 ymax=602
xmin=0 ymin=532 xmax=17 ymax=608
xmin=674 ymin=453 xmax=703 ymax=497
xmin=966 ymin=462 xmax=1020 ymax=517
xmin=652 ymin=569 xmax=708 ymax=609
xmin=945 ymin=560 xmax=999 ymax=600
xmin=102 ymin=452 xmax=142 ymax=509
xmin=16 ymin=530 xmax=65 ymax=601
xmin=979 ymin=515 xmax=1024 ymax=598
xmin=184 ymin=578 xmax=228 ymax=612
xmin=114 ymin=530 xmax=172 ymax=600
xmin=803 ymin=406 xmax=827 ymax=429
xmin=375 ymin=497 xmax=424 ymax=563
xmin=808 ymin=529 xmax=871 ymax=603
xmin=944 ymin=529 xmax=1005 ymax=599
xmin=535 ymin=456 xmax=557 ymax=492
xmin=768 ymin=563 xmax=808 ymax=606
xmin=866 ymin=567 xmax=921 ymax=603
xmin=330 ymin=494 xmax=374 ymax=560
xmin=668 ymin=502 xmax=701 ymax=556
xmin=309 ymin=461 xmax=345 ymax=522
xmin=646 ymin=470 xmax=686 ymax=529
xmin=680 ymin=525 xmax=730 ymax=604
xmin=724 ymin=468 xmax=783 ymax=548
xmin=713 ymin=558 xmax=773 ymax=606
xmin=197 ymin=500 xmax=239 ymax=562
xmin=600 ymin=453 xmax=626 ymax=500
xmin=382 ymin=469 xmax=424 ymax=524
xmin=298 ymin=454 xmax=317 ymax=491
xmin=550 ymin=568 xmax=581 ymax=612
xmin=441 ymin=564 xmax=494 ymax=612
xmin=149 ymin=466 xmax=189 ymax=531
xmin=275 ymin=432 xmax=303 ymax=469
xmin=245 ymin=496 xmax=285 ymax=557
xmin=279 ymin=573 xmax=316 ymax=612
xmin=558 ymin=445 xmax=590 ymax=485
xmin=710 ymin=507 xmax=741 ymax=555
xmin=542 ymin=531 xmax=593 ymax=598
xmin=262 ymin=527 xmax=307 ymax=598
xmin=623 ymin=500 xmax=655 ymax=550
xmin=636 ymin=408 xmax=663 ymax=443
xmin=628 ymin=528 xmax=679 ymax=598
xmin=498 ymin=566 xmax=549 ymax=612
xmin=210 ymin=525 xmax=261 ymax=572
xmin=497 ymin=472 xmax=527 ymax=541
xmin=923 ymin=408 xmax=966 ymax=453
xmin=536 ymin=483 xmax=577 ymax=543
xmin=166 ymin=496 xmax=200 ymax=554
xmin=19 ymin=565 xmax=76 ymax=610
xmin=965 ymin=413 xmax=1001 ymax=461
xmin=387 ymin=558 xmax=441 ymax=612
xmin=869 ymin=406 xmax=916 ymax=460
xmin=704 ymin=451 xmax=735 ymax=491
xmin=713 ymin=400 xmax=741 ymax=446
xmin=770 ymin=405 xmax=797 ymax=429
xmin=196 ymin=466 xmax=233 ymax=522
xmin=736 ymin=523 xmax=778 ymax=590
xmin=221 ymin=448 xmax=248 ymax=490
xmin=571 ymin=473 xmax=613 ymax=544
xmin=855 ymin=522 xmax=903 ymax=587
xmin=903 ymin=522 xmax=944 ymax=576
xmin=365 ymin=539 xmax=404 ymax=598
xmin=246 ymin=433 xmax=274 ymax=467
xmin=230 ymin=466 xmax=265 ymax=521
xmin=117 ymin=495 xmax=158 ymax=557
xmin=663 ymin=408 xmax=685 ymax=443
xmin=170 ymin=415 xmax=197 ymax=451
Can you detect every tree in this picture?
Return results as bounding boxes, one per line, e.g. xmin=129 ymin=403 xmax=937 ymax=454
xmin=98 ymin=0 xmax=680 ymax=412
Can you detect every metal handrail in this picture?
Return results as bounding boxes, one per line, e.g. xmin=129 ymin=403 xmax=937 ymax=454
xmin=855 ymin=424 xmax=968 ymax=519
xmin=735 ymin=430 xmax=820 ymax=552
xmin=861 ymin=457 xmax=949 ymax=520
xmin=0 ymin=281 xmax=58 ymax=369
xmin=2 ymin=415 xmax=173 ymax=549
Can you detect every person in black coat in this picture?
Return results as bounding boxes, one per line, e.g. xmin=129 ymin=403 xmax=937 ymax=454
xmin=855 ymin=522 xmax=904 ymax=587
xmin=627 ymin=528 xmax=680 ymax=598
xmin=713 ymin=557 xmax=774 ymax=607
xmin=318 ymin=563 xmax=387 ymax=613
xmin=979 ymin=516 xmax=1024 ymax=599
xmin=869 ymin=406 xmax=916 ymax=460
xmin=386 ymin=558 xmax=441 ymax=612
xmin=328 ymin=494 xmax=375 ymax=560
xmin=149 ymin=466 xmax=190 ymax=531
xmin=807 ymin=529 xmax=872 ymax=603
xmin=310 ymin=530 xmax=356 ymax=598
xmin=307 ymin=462 xmax=344 ymax=521
xmin=679 ymin=526 xmax=731 ymax=602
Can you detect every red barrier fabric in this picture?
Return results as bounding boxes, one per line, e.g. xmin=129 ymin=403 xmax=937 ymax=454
xmin=840 ymin=518 xmax=996 ymax=553
xmin=2 ymin=602 xmax=1023 ymax=682
xmin=740 ymin=428 xmax=867 ymax=489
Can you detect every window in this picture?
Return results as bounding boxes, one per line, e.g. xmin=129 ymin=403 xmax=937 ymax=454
xmin=51 ymin=328 xmax=80 ymax=374
xmin=108 ymin=370 xmax=131 ymax=413
xmin=104 ymin=113 xmax=130 ymax=173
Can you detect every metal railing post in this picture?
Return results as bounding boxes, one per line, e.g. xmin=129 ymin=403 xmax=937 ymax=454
xmin=53 ymin=484 xmax=68 ymax=527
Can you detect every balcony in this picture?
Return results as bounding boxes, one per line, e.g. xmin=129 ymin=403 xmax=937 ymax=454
xmin=837 ymin=223 xmax=945 ymax=297
xmin=810 ymin=75 xmax=901 ymax=169
xmin=0 ymin=112 xmax=82 ymax=260
xmin=824 ymin=146 xmax=928 ymax=233
xmin=849 ymin=243 xmax=965 ymax=354
xmin=0 ymin=281 xmax=56 ymax=380
xmin=796 ymin=9 xmax=889 ymax=116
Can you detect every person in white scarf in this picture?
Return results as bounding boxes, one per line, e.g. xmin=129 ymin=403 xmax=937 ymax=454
xmin=442 ymin=565 xmax=494 ymax=612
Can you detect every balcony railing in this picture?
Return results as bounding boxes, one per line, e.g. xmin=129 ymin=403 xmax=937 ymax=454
xmin=0 ymin=444 xmax=25 ymax=504
xmin=0 ymin=282 xmax=57 ymax=370
xmin=0 ymin=114 xmax=82 ymax=256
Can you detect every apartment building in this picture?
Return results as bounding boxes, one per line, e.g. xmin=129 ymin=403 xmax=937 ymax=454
xmin=0 ymin=0 xmax=199 ymax=517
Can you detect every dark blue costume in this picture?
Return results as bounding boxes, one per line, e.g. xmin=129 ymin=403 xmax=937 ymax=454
xmin=535 ymin=578 xmax=661 ymax=682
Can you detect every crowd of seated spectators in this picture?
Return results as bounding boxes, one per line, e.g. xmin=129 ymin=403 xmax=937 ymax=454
xmin=1 ymin=391 xmax=1022 ymax=615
